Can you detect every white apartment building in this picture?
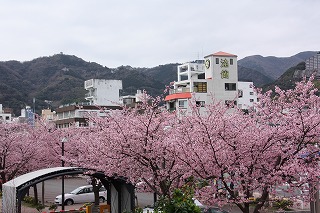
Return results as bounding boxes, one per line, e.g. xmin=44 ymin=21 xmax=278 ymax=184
xmin=56 ymin=79 xmax=126 ymax=128
xmin=55 ymin=103 xmax=120 ymax=128
xmin=165 ymin=51 xmax=259 ymax=113
xmin=305 ymin=52 xmax=320 ymax=71
xmin=237 ymin=81 xmax=258 ymax=110
xmin=119 ymin=90 xmax=145 ymax=108
xmin=85 ymin=79 xmax=123 ymax=106
xmin=165 ymin=51 xmax=239 ymax=112
xmin=294 ymin=52 xmax=320 ymax=80
xmin=0 ymin=104 xmax=12 ymax=123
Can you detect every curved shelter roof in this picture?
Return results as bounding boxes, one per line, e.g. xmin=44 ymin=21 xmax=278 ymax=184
xmin=2 ymin=167 xmax=135 ymax=213
xmin=4 ymin=167 xmax=85 ymax=189
xmin=2 ymin=167 xmax=87 ymax=213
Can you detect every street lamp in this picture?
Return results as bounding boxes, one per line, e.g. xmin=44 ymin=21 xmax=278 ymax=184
xmin=61 ymin=137 xmax=68 ymax=211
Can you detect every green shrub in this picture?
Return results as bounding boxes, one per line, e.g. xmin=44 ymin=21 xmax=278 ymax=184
xmin=273 ymin=199 xmax=293 ymax=211
xmin=23 ymin=196 xmax=37 ymax=205
xmin=36 ymin=203 xmax=45 ymax=212
xmin=49 ymin=203 xmax=58 ymax=211
xmin=135 ymin=207 xmax=143 ymax=213
xmin=155 ymin=185 xmax=201 ymax=213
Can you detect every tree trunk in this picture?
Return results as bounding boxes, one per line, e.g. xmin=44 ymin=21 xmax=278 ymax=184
xmin=315 ymin=183 xmax=320 ymax=213
xmin=311 ymin=183 xmax=316 ymax=213
xmin=253 ymin=187 xmax=269 ymax=213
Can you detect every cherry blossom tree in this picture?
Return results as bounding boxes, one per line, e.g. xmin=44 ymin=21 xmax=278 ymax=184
xmin=176 ymin=77 xmax=320 ymax=213
xmin=33 ymin=120 xmax=71 ymax=169
xmin=66 ymin=94 xmax=187 ymax=198
xmin=63 ymin=78 xmax=320 ymax=213
xmin=0 ymin=118 xmax=72 ymax=190
xmin=0 ymin=123 xmax=43 ymax=188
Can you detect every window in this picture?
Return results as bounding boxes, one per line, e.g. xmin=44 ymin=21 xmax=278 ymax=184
xmin=179 ymin=100 xmax=187 ymax=108
xmin=225 ymin=83 xmax=236 ymax=91
xmin=238 ymin=90 xmax=243 ymax=98
xmin=5 ymin=116 xmax=10 ymax=120
xmin=194 ymin=82 xmax=207 ymax=93
xmin=225 ymin=100 xmax=237 ymax=108
xmin=216 ymin=58 xmax=219 ymax=64
xmin=250 ymin=99 xmax=254 ymax=102
xmin=250 ymin=92 xmax=254 ymax=95
xmin=169 ymin=102 xmax=176 ymax=111
xmin=198 ymin=73 xmax=205 ymax=79
xmin=196 ymin=101 xmax=205 ymax=107
xmin=230 ymin=59 xmax=233 ymax=65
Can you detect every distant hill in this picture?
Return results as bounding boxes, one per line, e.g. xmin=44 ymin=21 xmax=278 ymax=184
xmin=0 ymin=54 xmax=169 ymax=115
xmin=262 ymin=62 xmax=306 ymax=92
xmin=262 ymin=61 xmax=320 ymax=93
xmin=238 ymin=51 xmax=317 ymax=80
xmin=237 ymin=66 xmax=273 ymax=87
xmin=0 ymin=51 xmax=317 ymax=115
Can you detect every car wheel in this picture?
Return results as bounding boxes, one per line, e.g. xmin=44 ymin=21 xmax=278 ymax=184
xmin=99 ymin=197 xmax=105 ymax=203
xmin=65 ymin=199 xmax=74 ymax=205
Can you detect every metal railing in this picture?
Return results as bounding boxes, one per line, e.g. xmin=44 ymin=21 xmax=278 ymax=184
xmin=169 ymin=87 xmax=191 ymax=94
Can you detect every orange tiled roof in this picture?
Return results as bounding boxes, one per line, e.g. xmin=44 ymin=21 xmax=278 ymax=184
xmin=165 ymin=93 xmax=192 ymax=101
xmin=205 ymin=51 xmax=237 ymax=58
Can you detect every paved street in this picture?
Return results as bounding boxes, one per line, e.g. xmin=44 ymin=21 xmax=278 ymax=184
xmin=19 ymin=176 xmax=154 ymax=212
xmin=28 ymin=175 xmax=88 ymax=204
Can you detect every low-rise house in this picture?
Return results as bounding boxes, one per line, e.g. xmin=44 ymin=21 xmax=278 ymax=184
xmin=0 ymin=104 xmax=12 ymax=123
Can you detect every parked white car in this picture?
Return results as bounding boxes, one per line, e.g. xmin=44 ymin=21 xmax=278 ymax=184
xmin=55 ymin=185 xmax=107 ymax=205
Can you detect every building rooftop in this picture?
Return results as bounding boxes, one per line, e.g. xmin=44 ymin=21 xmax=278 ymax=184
xmin=205 ymin=51 xmax=237 ymax=57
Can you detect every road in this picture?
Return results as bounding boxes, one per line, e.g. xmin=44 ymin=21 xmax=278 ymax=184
xmin=27 ymin=175 xmax=154 ymax=211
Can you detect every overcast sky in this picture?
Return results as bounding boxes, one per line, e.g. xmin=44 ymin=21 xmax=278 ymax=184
xmin=0 ymin=0 xmax=319 ymax=68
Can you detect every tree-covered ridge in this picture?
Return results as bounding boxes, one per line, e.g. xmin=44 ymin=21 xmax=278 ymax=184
xmin=0 ymin=54 xmax=174 ymax=115
xmin=0 ymin=51 xmax=317 ymax=115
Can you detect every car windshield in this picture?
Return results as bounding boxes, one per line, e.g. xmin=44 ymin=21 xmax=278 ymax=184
xmin=69 ymin=187 xmax=83 ymax=194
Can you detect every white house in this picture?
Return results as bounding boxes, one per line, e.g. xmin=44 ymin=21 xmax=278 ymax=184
xmin=237 ymin=81 xmax=258 ymax=110
xmin=0 ymin=104 xmax=12 ymax=123
xmin=85 ymin=79 xmax=123 ymax=106
xmin=56 ymin=79 xmax=127 ymax=128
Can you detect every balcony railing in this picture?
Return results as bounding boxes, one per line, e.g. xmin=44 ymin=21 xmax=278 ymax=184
xmin=169 ymin=87 xmax=207 ymax=95
xmin=169 ymin=87 xmax=191 ymax=94
xmin=85 ymin=92 xmax=95 ymax=98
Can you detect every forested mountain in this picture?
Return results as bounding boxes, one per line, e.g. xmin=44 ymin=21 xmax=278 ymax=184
xmin=262 ymin=61 xmax=320 ymax=93
xmin=238 ymin=51 xmax=317 ymax=80
xmin=0 ymin=54 xmax=176 ymax=115
xmin=0 ymin=51 xmax=316 ymax=115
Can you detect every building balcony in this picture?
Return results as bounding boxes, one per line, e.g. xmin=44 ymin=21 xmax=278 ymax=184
xmin=169 ymin=87 xmax=191 ymax=94
xmin=85 ymin=92 xmax=95 ymax=98
xmin=178 ymin=63 xmax=205 ymax=73
xmin=169 ymin=85 xmax=207 ymax=95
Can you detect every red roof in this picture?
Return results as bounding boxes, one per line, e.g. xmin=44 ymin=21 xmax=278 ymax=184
xmin=205 ymin=51 xmax=237 ymax=58
xmin=165 ymin=93 xmax=192 ymax=101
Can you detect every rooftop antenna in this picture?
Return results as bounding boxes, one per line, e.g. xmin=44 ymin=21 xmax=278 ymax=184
xmin=202 ymin=47 xmax=204 ymax=58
